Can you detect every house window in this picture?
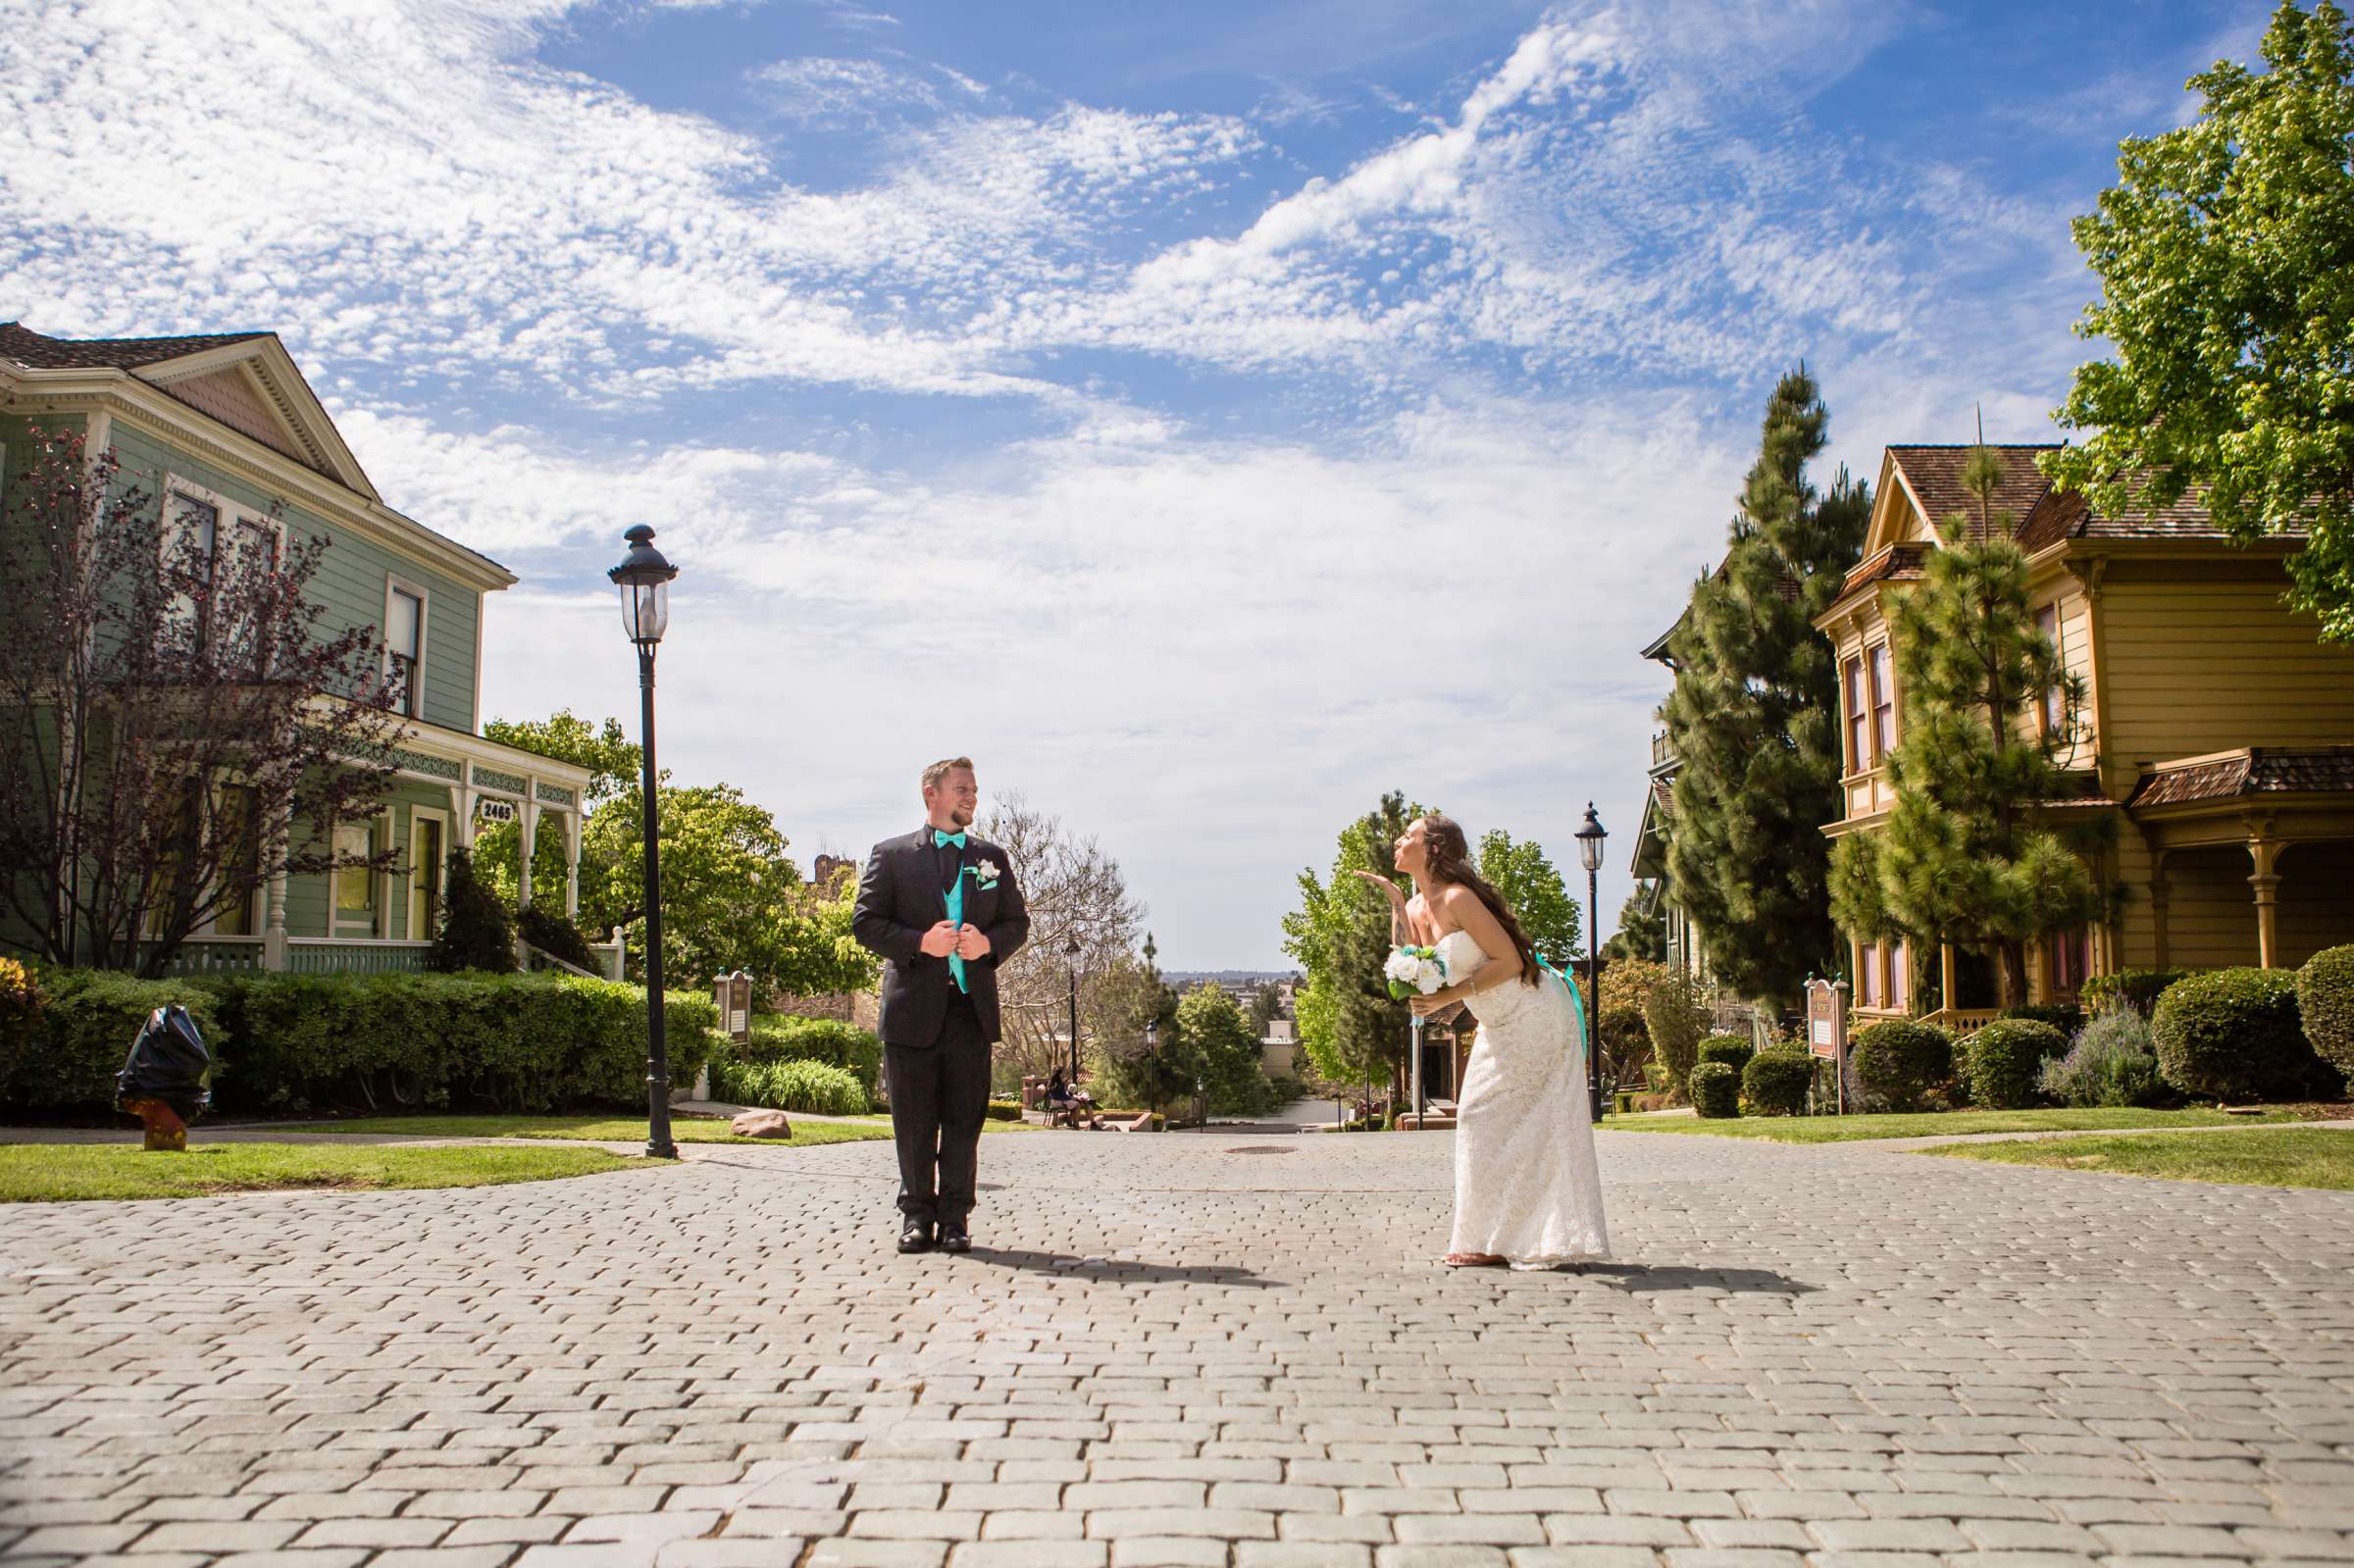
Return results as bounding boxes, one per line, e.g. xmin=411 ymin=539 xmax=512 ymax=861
xmin=1868 ymin=642 xmax=1896 ymax=758
xmin=1859 ymin=940 xmax=1883 ymax=1008
xmin=1844 ymin=655 xmax=1868 ymax=773
xmin=334 ymin=822 xmax=378 ymax=936
xmin=2036 ymin=603 xmax=2067 ymax=736
xmin=2048 ymin=928 xmax=2089 ymax=996
xmin=209 ymin=784 xmax=262 ymax=937
xmin=1891 ymin=937 xmax=1910 ymax=1012
xmin=384 ymin=582 xmax=426 ymax=718
xmin=165 ymin=481 xmax=281 ymax=665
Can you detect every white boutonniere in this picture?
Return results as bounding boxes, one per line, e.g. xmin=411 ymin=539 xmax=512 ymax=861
xmin=970 ymin=859 xmax=1001 ymax=888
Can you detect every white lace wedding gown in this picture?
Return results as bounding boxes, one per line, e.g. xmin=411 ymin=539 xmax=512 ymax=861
xmin=1438 ymin=928 xmax=1610 ymax=1269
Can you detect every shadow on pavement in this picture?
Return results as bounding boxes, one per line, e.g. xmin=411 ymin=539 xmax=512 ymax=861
xmin=964 ymin=1245 xmax=1281 ymax=1289
xmin=1580 ymin=1262 xmax=1820 ymax=1296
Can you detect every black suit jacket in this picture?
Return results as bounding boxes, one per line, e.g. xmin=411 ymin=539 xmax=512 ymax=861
xmin=852 ymin=828 xmax=1030 ymax=1047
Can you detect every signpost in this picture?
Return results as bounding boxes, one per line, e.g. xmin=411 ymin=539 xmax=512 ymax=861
xmin=1804 ymin=977 xmax=1849 ymax=1115
xmin=712 ymin=972 xmax=752 ymax=1042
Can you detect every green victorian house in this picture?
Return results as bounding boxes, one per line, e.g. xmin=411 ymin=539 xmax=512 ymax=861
xmin=0 ymin=323 xmax=613 ymax=978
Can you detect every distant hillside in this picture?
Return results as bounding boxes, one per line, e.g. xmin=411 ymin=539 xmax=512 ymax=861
xmin=1163 ymin=970 xmax=1299 ymax=986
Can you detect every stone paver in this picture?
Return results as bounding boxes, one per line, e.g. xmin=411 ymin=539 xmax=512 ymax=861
xmin=4 ymin=1128 xmax=2352 ymax=1565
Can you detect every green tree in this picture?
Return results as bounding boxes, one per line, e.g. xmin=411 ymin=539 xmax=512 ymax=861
xmin=2045 ymin=2 xmax=2354 ymax=642
xmin=1603 ymin=886 xmax=1665 ymax=963
xmin=1247 ymin=984 xmax=1283 ymax=1036
xmin=1663 ymin=368 xmax=1871 ymax=1012
xmin=476 ymin=711 xmax=640 ymax=912
xmin=1474 ymin=829 xmax=1579 ymax=966
xmin=579 ymin=782 xmax=873 ymax=994
xmin=1166 ymin=984 xmax=1276 ymax=1116
xmin=1282 ymin=791 xmax=1425 ymax=1093
xmin=1829 ymin=448 xmax=2106 ymax=1006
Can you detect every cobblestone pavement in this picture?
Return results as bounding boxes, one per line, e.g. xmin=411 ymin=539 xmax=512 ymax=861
xmin=3 ymin=1128 xmax=2351 ymax=1567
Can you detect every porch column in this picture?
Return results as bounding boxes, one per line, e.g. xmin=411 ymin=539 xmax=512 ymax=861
xmin=2248 ymin=835 xmax=2283 ymax=969
xmin=518 ymin=793 xmax=538 ymax=912
xmin=2149 ymin=855 xmax=2171 ymax=969
xmin=263 ymin=801 xmax=292 ymax=972
xmin=1939 ymin=941 xmax=1958 ymax=1013
xmin=455 ymin=786 xmax=476 ymax=849
xmin=564 ymin=810 xmax=582 ymax=920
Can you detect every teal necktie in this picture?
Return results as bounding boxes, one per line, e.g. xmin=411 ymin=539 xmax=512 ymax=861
xmin=936 ymin=831 xmax=970 ymax=993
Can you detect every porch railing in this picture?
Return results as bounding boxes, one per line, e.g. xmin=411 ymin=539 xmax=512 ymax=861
xmin=153 ymin=937 xmax=269 ymax=976
xmin=1920 ymin=1007 xmax=2002 ymax=1037
xmin=284 ymin=938 xmax=434 ymax=975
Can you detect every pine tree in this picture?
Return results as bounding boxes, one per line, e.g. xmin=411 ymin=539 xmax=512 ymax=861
xmin=1662 ymin=368 xmax=1871 ymax=1012
xmin=1282 ymin=792 xmax=1424 ymax=1094
xmin=1828 ymin=447 xmax=2106 ymax=1005
xmin=430 ymin=845 xmax=518 ymax=974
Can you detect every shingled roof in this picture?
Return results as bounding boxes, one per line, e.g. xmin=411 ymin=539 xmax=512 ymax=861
xmin=2128 ymin=747 xmax=2354 ymax=810
xmin=0 ymin=322 xmax=273 ymax=372
xmin=1885 ymin=443 xmax=2236 ymax=550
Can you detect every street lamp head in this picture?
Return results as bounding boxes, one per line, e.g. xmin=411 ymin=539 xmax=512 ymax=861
xmin=1574 ymin=800 xmax=1608 ymax=874
xmin=1146 ymin=1018 xmax=1157 ymax=1044
xmin=1065 ymin=936 xmax=1082 ymax=958
xmin=607 ymin=525 xmax=679 ymax=647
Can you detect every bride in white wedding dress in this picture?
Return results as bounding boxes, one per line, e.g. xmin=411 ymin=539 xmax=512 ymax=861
xmin=1355 ymin=814 xmax=1610 ymax=1270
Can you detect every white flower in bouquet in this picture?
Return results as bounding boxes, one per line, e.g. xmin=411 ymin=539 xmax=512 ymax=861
xmin=1384 ymin=944 xmax=1447 ymax=998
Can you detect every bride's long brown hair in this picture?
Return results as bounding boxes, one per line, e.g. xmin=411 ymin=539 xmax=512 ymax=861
xmin=1417 ymin=814 xmax=1542 ymax=986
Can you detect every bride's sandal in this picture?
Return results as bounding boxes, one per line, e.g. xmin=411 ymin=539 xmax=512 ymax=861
xmin=1443 ymin=1252 xmax=1508 ymax=1268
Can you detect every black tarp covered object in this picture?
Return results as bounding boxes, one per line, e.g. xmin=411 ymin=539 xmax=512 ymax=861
xmin=114 ymin=1005 xmax=212 ymax=1123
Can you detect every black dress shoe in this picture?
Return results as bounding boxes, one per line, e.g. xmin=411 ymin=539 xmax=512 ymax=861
xmin=939 ymin=1225 xmax=972 ymax=1253
xmin=897 ymin=1222 xmax=935 ymax=1254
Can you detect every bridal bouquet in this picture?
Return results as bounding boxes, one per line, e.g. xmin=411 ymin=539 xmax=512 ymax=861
xmin=1384 ymin=944 xmax=1448 ymax=1000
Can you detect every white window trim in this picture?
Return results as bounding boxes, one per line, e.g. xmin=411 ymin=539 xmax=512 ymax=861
xmin=407 ymin=805 xmax=450 ymax=942
xmin=333 ymin=818 xmax=383 ymax=937
xmin=384 ymin=575 xmax=432 ymax=720
xmin=159 ymin=472 xmax=284 ymax=656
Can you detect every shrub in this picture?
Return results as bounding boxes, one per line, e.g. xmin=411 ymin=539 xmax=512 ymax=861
xmin=1 ymin=971 xmax=224 ymax=1114
xmin=1849 ymin=1019 xmax=1952 ymax=1113
xmin=2297 ymin=944 xmax=2354 ymax=1079
xmin=1741 ymin=1049 xmax=1812 ymax=1116
xmin=2001 ymin=1001 xmax=2085 ymax=1038
xmin=0 ymin=959 xmax=39 ymax=1094
xmin=1689 ymin=1061 xmax=1740 ymax=1118
xmin=2081 ymin=968 xmax=2189 ymax=1017
xmin=1964 ymin=1018 xmax=2070 ymax=1109
xmin=1697 ymin=1034 xmax=1755 ymax=1075
xmin=2039 ymin=1009 xmax=2169 ymax=1108
xmin=716 ymin=1055 xmax=867 ymax=1116
xmin=743 ymin=1014 xmax=883 ymax=1104
xmin=1641 ymin=971 xmax=1708 ymax=1098
xmin=518 ymin=902 xmax=602 ymax=973
xmin=2152 ymin=967 xmax=2326 ymax=1101
xmin=429 ymin=846 xmax=517 ymax=973
xmin=986 ymin=1098 xmax=1022 ymax=1122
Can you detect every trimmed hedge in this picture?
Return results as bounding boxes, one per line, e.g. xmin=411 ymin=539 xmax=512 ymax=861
xmin=1689 ymin=1060 xmax=1740 ymax=1118
xmin=743 ymin=1014 xmax=883 ymax=1104
xmin=1964 ymin=1018 xmax=2070 ymax=1109
xmin=986 ymin=1098 xmax=1022 ymax=1122
xmin=0 ymin=969 xmax=714 ymax=1117
xmin=2001 ymin=1001 xmax=2085 ymax=1038
xmin=1849 ymin=1019 xmax=1952 ymax=1113
xmin=714 ymin=1054 xmax=867 ymax=1116
xmin=1696 ymin=1034 xmax=1755 ymax=1074
xmin=1741 ymin=1049 xmax=1812 ymax=1116
xmin=2152 ymin=967 xmax=2325 ymax=1101
xmin=2081 ymin=968 xmax=2189 ymax=1017
xmin=2297 ymin=944 xmax=2354 ymax=1079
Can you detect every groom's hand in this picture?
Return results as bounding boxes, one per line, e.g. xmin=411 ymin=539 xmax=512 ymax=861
xmin=954 ymin=924 xmax=991 ymax=961
xmin=920 ymin=920 xmax=960 ymax=958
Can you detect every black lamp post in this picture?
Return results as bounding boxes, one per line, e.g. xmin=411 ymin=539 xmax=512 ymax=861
xmin=1574 ymin=802 xmax=1608 ymax=1125
xmin=1064 ymin=936 xmax=1082 ymax=1082
xmin=608 ymin=525 xmax=680 ymax=1161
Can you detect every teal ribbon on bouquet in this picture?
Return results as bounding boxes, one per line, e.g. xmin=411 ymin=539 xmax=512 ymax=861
xmin=1533 ymin=955 xmax=1590 ymax=1068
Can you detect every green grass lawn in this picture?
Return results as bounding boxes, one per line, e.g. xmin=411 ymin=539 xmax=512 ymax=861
xmin=1597 ymin=1105 xmax=2328 ymax=1143
xmin=1923 ymin=1127 xmax=2354 ymax=1190
xmin=0 ymin=1142 xmax=644 ymax=1202
xmin=318 ymin=1114 xmax=897 ymax=1145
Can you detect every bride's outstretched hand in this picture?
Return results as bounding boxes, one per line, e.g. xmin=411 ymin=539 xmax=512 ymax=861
xmin=1348 ymin=869 xmax=1405 ymax=904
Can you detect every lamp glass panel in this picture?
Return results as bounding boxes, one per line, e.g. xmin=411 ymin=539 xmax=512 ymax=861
xmin=619 ymin=579 xmax=670 ymax=644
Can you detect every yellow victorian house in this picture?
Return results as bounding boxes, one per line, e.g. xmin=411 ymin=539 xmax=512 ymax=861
xmin=1817 ymin=444 xmax=2354 ymax=1031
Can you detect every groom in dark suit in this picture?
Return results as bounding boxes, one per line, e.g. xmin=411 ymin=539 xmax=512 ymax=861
xmin=852 ymin=756 xmax=1029 ymax=1254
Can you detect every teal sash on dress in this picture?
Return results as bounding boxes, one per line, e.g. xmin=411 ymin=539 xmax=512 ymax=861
xmin=1534 ymin=955 xmax=1589 ymax=1067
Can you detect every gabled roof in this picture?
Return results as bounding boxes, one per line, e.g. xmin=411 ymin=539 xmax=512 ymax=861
xmin=1886 ymin=445 xmax=2055 ymax=543
xmin=0 ymin=322 xmax=377 ymax=500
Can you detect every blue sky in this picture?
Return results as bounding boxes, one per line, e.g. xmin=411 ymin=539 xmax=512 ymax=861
xmin=3 ymin=0 xmax=2269 ymax=968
